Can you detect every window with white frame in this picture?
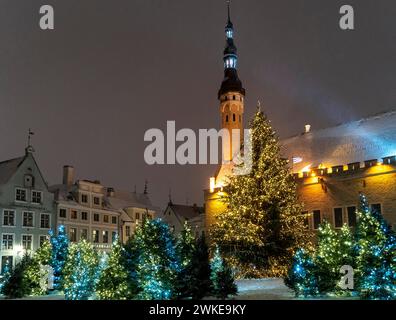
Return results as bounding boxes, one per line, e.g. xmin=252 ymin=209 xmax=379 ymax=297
xmin=102 ymin=230 xmax=109 ymax=243
xmin=15 ymin=188 xmax=27 ymax=202
xmin=40 ymin=214 xmax=50 ymax=229
xmin=39 ymin=235 xmax=48 ymax=247
xmin=3 ymin=210 xmax=15 ymax=226
xmin=69 ymin=228 xmax=77 ymax=242
xmin=23 ymin=211 xmax=34 ymax=227
xmin=22 ymin=235 xmax=33 ymax=251
xmin=59 ymin=208 xmax=67 ymax=218
xmin=92 ymin=230 xmax=99 ymax=243
xmin=2 ymin=234 xmax=14 ymax=250
xmin=31 ymin=190 xmax=42 ymax=204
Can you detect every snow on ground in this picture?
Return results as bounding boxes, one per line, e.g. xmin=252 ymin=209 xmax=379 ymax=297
xmin=235 ymin=278 xmax=295 ymax=300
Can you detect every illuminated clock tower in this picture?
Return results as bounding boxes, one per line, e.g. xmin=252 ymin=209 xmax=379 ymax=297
xmin=204 ymin=1 xmax=246 ymax=239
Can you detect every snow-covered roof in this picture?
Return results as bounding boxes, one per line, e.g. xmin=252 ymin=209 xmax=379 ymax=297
xmin=281 ymin=110 xmax=396 ymax=172
xmin=0 ymin=156 xmax=25 ymax=185
xmin=107 ymin=190 xmax=157 ymax=212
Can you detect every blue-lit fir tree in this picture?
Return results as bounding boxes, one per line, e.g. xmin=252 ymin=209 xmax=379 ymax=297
xmin=284 ymin=249 xmax=318 ymax=297
xmin=135 ymin=218 xmax=180 ymax=300
xmin=63 ymin=240 xmax=99 ymax=300
xmin=49 ymin=225 xmax=69 ymax=290
xmin=210 ymin=246 xmax=237 ymax=299
xmin=355 ymin=193 xmax=396 ymax=300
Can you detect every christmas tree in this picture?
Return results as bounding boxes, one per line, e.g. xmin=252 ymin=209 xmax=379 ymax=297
xmin=355 ymin=194 xmax=396 ymax=299
xmin=189 ymin=234 xmax=212 ymax=299
xmin=315 ymin=221 xmax=354 ymax=294
xmin=123 ymin=237 xmax=142 ymax=298
xmin=96 ymin=239 xmax=131 ymax=300
xmin=284 ymin=249 xmax=318 ymax=297
xmin=174 ymin=222 xmax=196 ymax=299
xmin=50 ymin=225 xmax=69 ymax=290
xmin=1 ymin=253 xmax=32 ymax=299
xmin=24 ymin=240 xmax=53 ymax=295
xmin=210 ymin=246 xmax=237 ymax=299
xmin=211 ymin=108 xmax=312 ymax=277
xmin=135 ymin=218 xmax=180 ymax=300
xmin=0 ymin=259 xmax=11 ymax=292
xmin=63 ymin=240 xmax=99 ymax=300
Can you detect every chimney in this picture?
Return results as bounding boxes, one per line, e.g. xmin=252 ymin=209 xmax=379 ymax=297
xmin=107 ymin=187 xmax=115 ymax=197
xmin=63 ymin=165 xmax=75 ymax=187
xmin=305 ymin=124 xmax=311 ymax=134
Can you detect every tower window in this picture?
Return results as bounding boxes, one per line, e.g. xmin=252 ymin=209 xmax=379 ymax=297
xmin=233 ymin=95 xmax=236 ymax=100
xmin=233 ymin=114 xmax=236 ymax=122
xmin=239 ymin=115 xmax=241 ymax=122
xmin=226 ymin=115 xmax=229 ymax=122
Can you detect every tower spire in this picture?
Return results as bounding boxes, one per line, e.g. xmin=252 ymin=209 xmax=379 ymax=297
xmin=227 ymin=0 xmax=231 ymax=24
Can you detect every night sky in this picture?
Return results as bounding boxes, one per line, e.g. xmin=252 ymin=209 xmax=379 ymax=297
xmin=0 ymin=0 xmax=395 ymax=209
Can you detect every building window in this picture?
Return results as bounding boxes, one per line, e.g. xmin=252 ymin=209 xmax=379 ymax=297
xmin=135 ymin=212 xmax=140 ymax=220
xmin=111 ymin=216 xmax=117 ymax=224
xmin=22 ymin=235 xmax=33 ymax=251
xmin=1 ymin=256 xmax=13 ymax=274
xmin=103 ymin=215 xmax=109 ymax=223
xmin=233 ymin=114 xmax=236 ymax=122
xmin=81 ymin=212 xmax=88 ymax=221
xmin=92 ymin=230 xmax=99 ymax=243
xmin=313 ymin=210 xmax=321 ymax=230
xmin=93 ymin=197 xmax=100 ymax=206
xmin=23 ymin=212 xmax=34 ymax=227
xmin=80 ymin=229 xmax=88 ymax=240
xmin=31 ymin=191 xmax=42 ymax=204
xmin=39 ymin=235 xmax=48 ymax=247
xmin=3 ymin=210 xmax=15 ymax=226
xmin=225 ymin=115 xmax=229 ymax=122
xmin=59 ymin=208 xmax=67 ymax=218
xmin=302 ymin=211 xmax=309 ymax=229
xmin=102 ymin=231 xmax=109 ymax=243
xmin=93 ymin=213 xmax=100 ymax=222
xmin=15 ymin=188 xmax=27 ymax=202
xmin=112 ymin=232 xmax=117 ymax=242
xmin=2 ymin=234 xmax=14 ymax=250
xmin=347 ymin=206 xmax=357 ymax=227
xmin=371 ymin=203 xmax=382 ymax=215
xmin=71 ymin=210 xmax=78 ymax=220
xmin=40 ymin=214 xmax=50 ymax=229
xmin=81 ymin=194 xmax=88 ymax=203
xmin=334 ymin=208 xmax=343 ymax=228
xmin=125 ymin=226 xmax=131 ymax=237
xmin=69 ymin=228 xmax=77 ymax=242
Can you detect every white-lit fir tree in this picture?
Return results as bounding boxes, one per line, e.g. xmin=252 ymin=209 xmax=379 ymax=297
xmin=210 ymin=246 xmax=237 ymax=299
xmin=355 ymin=194 xmax=396 ymax=299
xmin=211 ymin=108 xmax=312 ymax=277
xmin=135 ymin=218 xmax=180 ymax=300
xmin=63 ymin=240 xmax=99 ymax=300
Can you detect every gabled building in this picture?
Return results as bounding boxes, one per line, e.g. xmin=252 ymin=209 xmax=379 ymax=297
xmin=163 ymin=202 xmax=205 ymax=237
xmin=0 ymin=146 xmax=55 ymax=272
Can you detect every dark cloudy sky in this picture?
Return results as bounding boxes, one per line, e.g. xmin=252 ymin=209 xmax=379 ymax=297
xmin=0 ymin=0 xmax=395 ymax=209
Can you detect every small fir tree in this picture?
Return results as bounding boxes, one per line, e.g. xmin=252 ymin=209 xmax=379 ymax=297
xmin=1 ymin=253 xmax=32 ymax=299
xmin=355 ymin=194 xmax=396 ymax=299
xmin=96 ymin=239 xmax=131 ymax=300
xmin=210 ymin=246 xmax=237 ymax=299
xmin=63 ymin=240 xmax=99 ymax=300
xmin=284 ymin=249 xmax=318 ymax=297
xmin=50 ymin=225 xmax=69 ymax=290
xmin=135 ymin=218 xmax=180 ymax=300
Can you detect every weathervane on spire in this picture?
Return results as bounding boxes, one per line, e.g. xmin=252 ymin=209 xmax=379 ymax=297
xmin=26 ymin=128 xmax=35 ymax=153
xmin=227 ymin=0 xmax=231 ymax=22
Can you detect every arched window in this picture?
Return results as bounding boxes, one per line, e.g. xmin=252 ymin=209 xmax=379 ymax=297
xmin=226 ymin=115 xmax=229 ymax=122
xmin=233 ymin=114 xmax=236 ymax=122
xmin=239 ymin=115 xmax=241 ymax=122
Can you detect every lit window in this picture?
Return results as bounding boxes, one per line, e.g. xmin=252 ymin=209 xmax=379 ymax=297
xmin=3 ymin=210 xmax=15 ymax=226
xmin=69 ymin=228 xmax=77 ymax=242
xmin=2 ymin=234 xmax=14 ymax=250
xmin=15 ymin=188 xmax=27 ymax=202
xmin=23 ymin=212 xmax=34 ymax=227
xmin=22 ymin=235 xmax=33 ymax=250
xmin=32 ymin=191 xmax=42 ymax=204
xmin=92 ymin=230 xmax=99 ymax=243
xmin=40 ymin=214 xmax=50 ymax=229
xmin=102 ymin=231 xmax=109 ymax=243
